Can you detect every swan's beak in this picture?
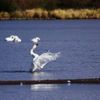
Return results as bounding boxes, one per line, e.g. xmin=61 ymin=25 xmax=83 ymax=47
xmin=37 ymin=37 xmax=40 ymax=42
xmin=31 ymin=37 xmax=40 ymax=43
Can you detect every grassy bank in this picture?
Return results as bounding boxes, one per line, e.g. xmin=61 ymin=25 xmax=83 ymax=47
xmin=0 ymin=8 xmax=100 ymax=20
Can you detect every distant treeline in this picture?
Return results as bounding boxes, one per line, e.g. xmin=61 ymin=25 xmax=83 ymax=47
xmin=0 ymin=0 xmax=100 ymax=12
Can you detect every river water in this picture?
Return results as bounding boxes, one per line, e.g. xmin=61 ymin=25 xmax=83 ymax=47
xmin=0 ymin=20 xmax=100 ymax=100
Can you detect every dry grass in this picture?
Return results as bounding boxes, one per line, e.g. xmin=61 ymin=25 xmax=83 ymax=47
xmin=24 ymin=8 xmax=48 ymax=19
xmin=11 ymin=11 xmax=24 ymax=18
xmin=0 ymin=8 xmax=100 ymax=20
xmin=49 ymin=9 xmax=66 ymax=19
xmin=42 ymin=10 xmax=48 ymax=19
xmin=0 ymin=12 xmax=10 ymax=19
xmin=24 ymin=9 xmax=35 ymax=19
xmin=49 ymin=9 xmax=100 ymax=19
xmin=34 ymin=8 xmax=43 ymax=18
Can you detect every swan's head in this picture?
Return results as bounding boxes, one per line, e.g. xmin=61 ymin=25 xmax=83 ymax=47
xmin=32 ymin=37 xmax=40 ymax=43
xmin=10 ymin=35 xmax=15 ymax=39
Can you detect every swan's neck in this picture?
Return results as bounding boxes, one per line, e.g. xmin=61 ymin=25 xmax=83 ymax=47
xmin=30 ymin=44 xmax=38 ymax=57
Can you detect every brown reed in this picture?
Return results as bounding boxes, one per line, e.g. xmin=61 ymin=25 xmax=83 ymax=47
xmin=0 ymin=8 xmax=100 ymax=20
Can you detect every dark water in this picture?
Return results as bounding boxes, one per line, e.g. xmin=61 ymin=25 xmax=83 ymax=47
xmin=0 ymin=20 xmax=100 ymax=100
xmin=0 ymin=84 xmax=100 ymax=100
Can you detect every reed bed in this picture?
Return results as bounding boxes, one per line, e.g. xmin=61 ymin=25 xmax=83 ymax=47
xmin=0 ymin=12 xmax=10 ymax=20
xmin=0 ymin=9 xmax=100 ymax=20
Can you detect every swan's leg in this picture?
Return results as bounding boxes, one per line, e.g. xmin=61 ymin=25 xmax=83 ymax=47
xmin=30 ymin=65 xmax=37 ymax=73
xmin=32 ymin=66 xmax=37 ymax=72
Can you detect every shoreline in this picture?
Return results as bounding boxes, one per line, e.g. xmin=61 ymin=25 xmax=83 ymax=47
xmin=0 ymin=9 xmax=100 ymax=20
xmin=0 ymin=18 xmax=100 ymax=20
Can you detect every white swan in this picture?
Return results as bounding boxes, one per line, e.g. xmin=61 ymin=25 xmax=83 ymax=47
xmin=32 ymin=37 xmax=40 ymax=43
xmin=14 ymin=35 xmax=21 ymax=42
xmin=5 ymin=35 xmax=15 ymax=42
xmin=5 ymin=35 xmax=21 ymax=42
xmin=30 ymin=37 xmax=60 ymax=72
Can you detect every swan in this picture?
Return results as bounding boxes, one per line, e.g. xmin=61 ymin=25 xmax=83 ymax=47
xmin=32 ymin=37 xmax=40 ymax=43
xmin=14 ymin=35 xmax=21 ymax=42
xmin=5 ymin=35 xmax=15 ymax=42
xmin=5 ymin=35 xmax=21 ymax=42
xmin=30 ymin=37 xmax=60 ymax=72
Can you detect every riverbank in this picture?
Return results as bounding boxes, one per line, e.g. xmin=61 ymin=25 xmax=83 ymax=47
xmin=0 ymin=9 xmax=100 ymax=20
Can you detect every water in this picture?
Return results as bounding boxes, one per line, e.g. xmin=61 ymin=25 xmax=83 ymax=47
xmin=0 ymin=84 xmax=100 ymax=100
xmin=0 ymin=20 xmax=100 ymax=100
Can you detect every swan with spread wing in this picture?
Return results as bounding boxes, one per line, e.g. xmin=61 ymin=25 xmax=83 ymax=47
xmin=30 ymin=37 xmax=60 ymax=72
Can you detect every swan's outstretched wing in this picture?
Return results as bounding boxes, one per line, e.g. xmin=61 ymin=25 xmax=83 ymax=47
xmin=34 ymin=52 xmax=60 ymax=69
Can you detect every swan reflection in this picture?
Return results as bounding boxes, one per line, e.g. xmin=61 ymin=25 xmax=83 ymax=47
xmin=31 ymin=72 xmax=59 ymax=91
xmin=32 ymin=72 xmax=51 ymax=80
xmin=31 ymin=84 xmax=58 ymax=91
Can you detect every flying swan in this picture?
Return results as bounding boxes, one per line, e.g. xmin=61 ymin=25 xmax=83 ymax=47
xmin=30 ymin=37 xmax=60 ymax=72
xmin=5 ymin=35 xmax=21 ymax=42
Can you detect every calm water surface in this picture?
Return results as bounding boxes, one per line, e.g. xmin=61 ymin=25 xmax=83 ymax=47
xmin=0 ymin=20 xmax=100 ymax=100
